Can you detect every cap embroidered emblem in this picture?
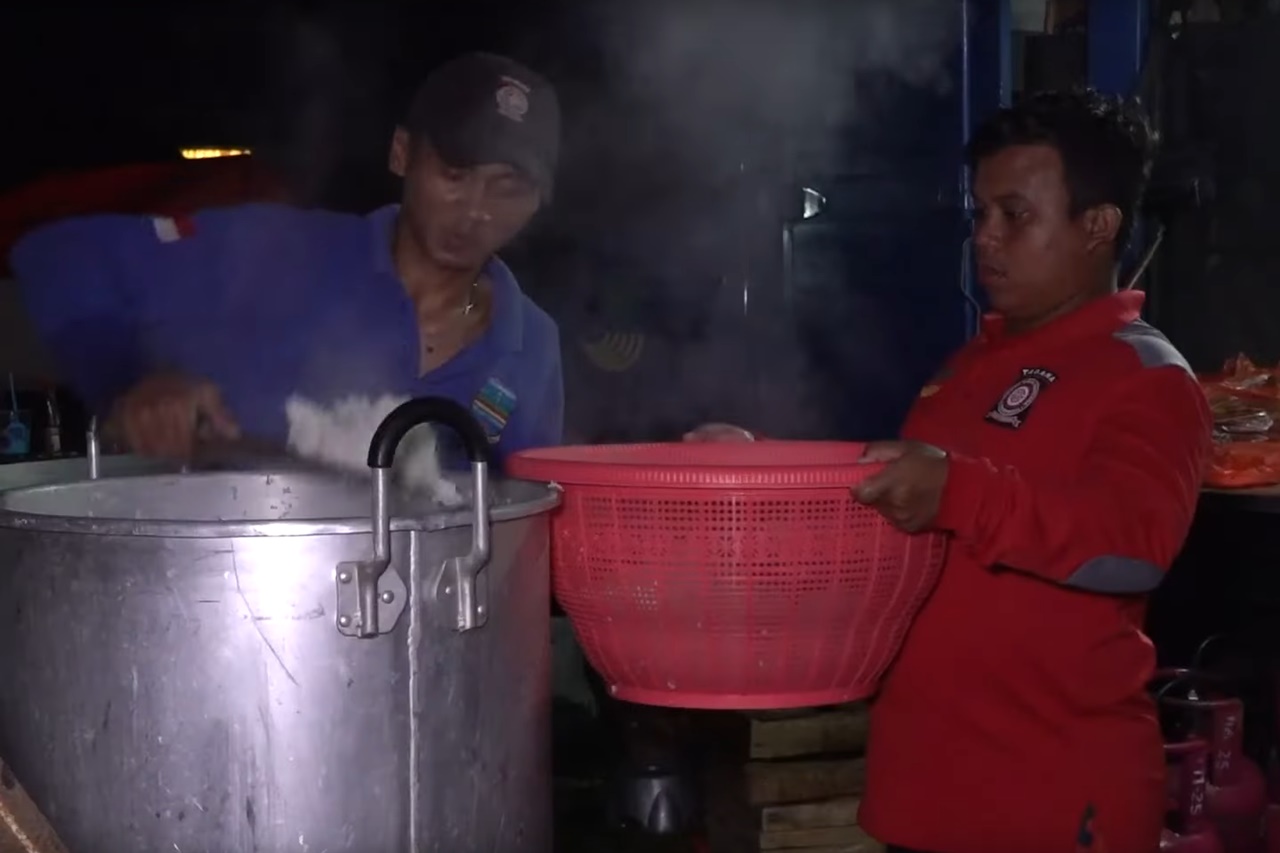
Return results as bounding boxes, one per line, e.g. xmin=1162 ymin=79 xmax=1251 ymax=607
xmin=495 ymin=84 xmax=529 ymax=122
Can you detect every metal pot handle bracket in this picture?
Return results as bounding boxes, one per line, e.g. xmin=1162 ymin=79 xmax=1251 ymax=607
xmin=335 ymin=397 xmax=493 ymax=638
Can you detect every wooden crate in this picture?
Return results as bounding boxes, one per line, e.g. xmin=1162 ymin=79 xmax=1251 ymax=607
xmin=758 ymin=797 xmax=876 ymax=851
xmin=702 ymin=704 xmax=883 ymax=853
xmin=745 ymin=706 xmax=870 ymax=762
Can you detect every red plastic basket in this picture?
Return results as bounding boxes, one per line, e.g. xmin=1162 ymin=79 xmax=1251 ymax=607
xmin=507 ymin=441 xmax=948 ymax=710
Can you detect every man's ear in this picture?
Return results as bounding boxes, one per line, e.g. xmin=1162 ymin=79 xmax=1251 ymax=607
xmin=1083 ymin=204 xmax=1122 ymax=253
xmin=388 ymin=127 xmax=410 ymax=177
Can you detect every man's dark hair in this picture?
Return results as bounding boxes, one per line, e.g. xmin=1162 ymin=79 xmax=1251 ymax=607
xmin=966 ymin=88 xmax=1157 ymax=249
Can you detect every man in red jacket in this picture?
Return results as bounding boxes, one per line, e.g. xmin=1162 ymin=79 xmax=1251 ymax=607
xmin=690 ymin=90 xmax=1212 ymax=853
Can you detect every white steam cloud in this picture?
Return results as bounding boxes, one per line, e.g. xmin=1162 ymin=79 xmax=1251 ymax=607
xmin=595 ymin=0 xmax=959 ymax=140
xmin=560 ymin=0 xmax=964 ymax=440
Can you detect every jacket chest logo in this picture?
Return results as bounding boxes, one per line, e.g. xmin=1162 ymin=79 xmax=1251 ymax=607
xmin=985 ymin=367 xmax=1058 ymax=430
xmin=471 ymin=377 xmax=518 ymax=444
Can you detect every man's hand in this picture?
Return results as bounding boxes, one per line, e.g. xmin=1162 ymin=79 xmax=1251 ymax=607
xmin=107 ymin=373 xmax=239 ymax=460
xmin=683 ymin=423 xmax=755 ymax=443
xmin=854 ymin=440 xmax=950 ymax=533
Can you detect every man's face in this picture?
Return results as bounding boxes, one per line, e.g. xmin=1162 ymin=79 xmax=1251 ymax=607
xmin=390 ymin=130 xmax=541 ymax=271
xmin=971 ymin=143 xmax=1120 ymax=328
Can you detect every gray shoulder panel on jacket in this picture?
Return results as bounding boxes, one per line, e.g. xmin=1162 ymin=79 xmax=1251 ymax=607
xmin=1112 ymin=320 xmax=1192 ymax=374
xmin=1065 ymin=555 xmax=1166 ymax=594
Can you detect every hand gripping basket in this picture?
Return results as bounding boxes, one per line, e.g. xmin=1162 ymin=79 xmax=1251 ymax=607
xmin=507 ymin=441 xmax=948 ymax=709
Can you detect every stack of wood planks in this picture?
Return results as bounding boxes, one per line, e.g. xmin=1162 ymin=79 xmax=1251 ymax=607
xmin=702 ymin=703 xmax=882 ymax=853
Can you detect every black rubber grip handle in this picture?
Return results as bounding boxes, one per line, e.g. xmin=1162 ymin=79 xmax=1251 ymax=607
xmin=366 ymin=397 xmax=491 ymax=469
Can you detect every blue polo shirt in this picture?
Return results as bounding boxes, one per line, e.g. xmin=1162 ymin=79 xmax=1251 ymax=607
xmin=9 ymin=203 xmax=564 ymax=464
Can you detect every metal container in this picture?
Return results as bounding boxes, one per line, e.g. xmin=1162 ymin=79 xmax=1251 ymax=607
xmin=0 ymin=398 xmax=560 ymax=852
xmin=0 ymin=454 xmax=169 ymax=491
xmin=608 ymin=763 xmax=699 ymax=835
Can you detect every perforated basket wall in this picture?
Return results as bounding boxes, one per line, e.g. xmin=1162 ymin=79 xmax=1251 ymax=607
xmin=508 ymin=442 xmax=947 ymax=709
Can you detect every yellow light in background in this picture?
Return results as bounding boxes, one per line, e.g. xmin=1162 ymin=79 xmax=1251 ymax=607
xmin=180 ymin=148 xmax=251 ymax=160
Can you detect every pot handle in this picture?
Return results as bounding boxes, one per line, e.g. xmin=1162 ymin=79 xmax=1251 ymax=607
xmin=366 ymin=397 xmax=491 ymax=470
xmin=339 ymin=397 xmax=493 ymax=637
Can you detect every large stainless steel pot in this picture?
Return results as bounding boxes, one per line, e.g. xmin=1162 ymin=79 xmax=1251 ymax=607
xmin=0 ymin=454 xmax=169 ymax=491
xmin=0 ymin=398 xmax=560 ymax=852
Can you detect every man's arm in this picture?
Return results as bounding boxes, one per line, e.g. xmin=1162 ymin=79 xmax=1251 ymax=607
xmin=934 ymin=366 xmax=1212 ymax=593
xmin=10 ymin=215 xmax=165 ymax=414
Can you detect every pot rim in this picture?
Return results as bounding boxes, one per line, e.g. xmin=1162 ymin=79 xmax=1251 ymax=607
xmin=0 ymin=471 xmax=561 ymax=539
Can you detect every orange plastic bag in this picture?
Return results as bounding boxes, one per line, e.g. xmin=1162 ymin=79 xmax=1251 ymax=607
xmin=1199 ymin=355 xmax=1280 ymax=489
xmin=1205 ymin=440 xmax=1280 ymax=489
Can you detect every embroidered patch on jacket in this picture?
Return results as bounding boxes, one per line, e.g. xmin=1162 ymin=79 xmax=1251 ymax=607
xmin=471 ymin=378 xmax=518 ymax=443
xmin=985 ymin=367 xmax=1058 ymax=430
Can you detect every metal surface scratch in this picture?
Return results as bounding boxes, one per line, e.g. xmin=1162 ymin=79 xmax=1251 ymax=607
xmin=168 ymin=586 xmax=190 ymax=623
xmin=230 ymin=548 xmax=299 ymax=687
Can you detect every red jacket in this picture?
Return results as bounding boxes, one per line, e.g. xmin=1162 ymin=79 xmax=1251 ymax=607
xmin=858 ymin=291 xmax=1212 ymax=853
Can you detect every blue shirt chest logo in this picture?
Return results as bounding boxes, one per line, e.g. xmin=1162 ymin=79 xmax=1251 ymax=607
xmin=471 ymin=378 xmax=518 ymax=443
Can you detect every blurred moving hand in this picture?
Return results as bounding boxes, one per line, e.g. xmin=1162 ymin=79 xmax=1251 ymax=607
xmin=107 ymin=372 xmax=239 ymax=460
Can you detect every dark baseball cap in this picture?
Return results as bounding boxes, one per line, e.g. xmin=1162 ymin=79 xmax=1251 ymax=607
xmin=402 ymin=52 xmax=560 ymax=200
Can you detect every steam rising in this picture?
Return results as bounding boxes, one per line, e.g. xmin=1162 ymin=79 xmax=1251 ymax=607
xmin=257 ymin=7 xmax=393 ymax=208
xmin=604 ymin=0 xmax=957 ymax=106
xmin=597 ymin=0 xmax=958 ymax=129
xmin=562 ymin=0 xmax=964 ymax=441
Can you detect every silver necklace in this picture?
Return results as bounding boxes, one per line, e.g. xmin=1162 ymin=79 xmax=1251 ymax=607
xmin=425 ymin=280 xmax=480 ymax=355
xmin=461 ymin=279 xmax=479 ymax=316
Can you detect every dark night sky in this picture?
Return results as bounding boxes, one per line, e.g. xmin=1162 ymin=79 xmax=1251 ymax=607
xmin=0 ymin=1 xmax=589 ymax=201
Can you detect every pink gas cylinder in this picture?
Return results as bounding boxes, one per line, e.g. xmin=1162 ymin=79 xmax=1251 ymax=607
xmin=1162 ymin=738 xmax=1225 ymax=852
xmin=1160 ymin=676 xmax=1268 ymax=853
xmin=1265 ymin=748 xmax=1280 ymax=853
xmin=1260 ymin=663 xmax=1280 ymax=853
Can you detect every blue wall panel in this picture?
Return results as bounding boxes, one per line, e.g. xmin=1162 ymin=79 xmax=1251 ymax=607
xmin=1088 ymin=0 xmax=1149 ymax=96
xmin=780 ymin=0 xmax=1013 ymax=440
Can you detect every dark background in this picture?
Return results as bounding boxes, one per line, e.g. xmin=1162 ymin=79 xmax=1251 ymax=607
xmin=0 ymin=1 xmax=574 ymax=205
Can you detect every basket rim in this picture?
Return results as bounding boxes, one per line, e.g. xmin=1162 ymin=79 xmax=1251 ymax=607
xmin=507 ymin=440 xmax=886 ymax=489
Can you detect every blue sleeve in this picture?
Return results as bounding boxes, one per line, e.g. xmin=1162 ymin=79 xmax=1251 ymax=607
xmin=10 ymin=215 xmax=161 ymax=413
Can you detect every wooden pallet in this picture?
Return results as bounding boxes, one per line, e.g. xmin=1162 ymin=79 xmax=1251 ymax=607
xmin=702 ymin=704 xmax=883 ymax=853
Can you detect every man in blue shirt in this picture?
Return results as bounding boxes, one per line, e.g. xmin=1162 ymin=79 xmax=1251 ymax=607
xmin=10 ymin=52 xmax=563 ymax=465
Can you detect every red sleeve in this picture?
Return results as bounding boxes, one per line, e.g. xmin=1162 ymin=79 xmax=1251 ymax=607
xmin=932 ymin=366 xmax=1212 ymax=593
